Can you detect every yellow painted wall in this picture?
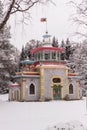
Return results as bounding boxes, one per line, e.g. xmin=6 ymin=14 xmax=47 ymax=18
xmin=76 ymin=80 xmax=80 ymax=99
xmin=40 ymin=67 xmax=44 ymax=101
xmin=21 ymin=78 xmax=26 ymax=101
xmin=66 ymin=69 xmax=69 ymax=95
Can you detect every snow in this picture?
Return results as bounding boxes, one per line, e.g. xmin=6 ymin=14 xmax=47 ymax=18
xmin=0 ymin=94 xmax=87 ymax=130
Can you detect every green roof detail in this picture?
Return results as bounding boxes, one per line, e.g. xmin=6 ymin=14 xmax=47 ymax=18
xmin=20 ymin=60 xmax=35 ymax=64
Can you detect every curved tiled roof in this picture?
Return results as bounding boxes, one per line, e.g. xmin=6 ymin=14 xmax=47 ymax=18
xmin=20 ymin=60 xmax=35 ymax=64
xmin=31 ymin=47 xmax=64 ymax=53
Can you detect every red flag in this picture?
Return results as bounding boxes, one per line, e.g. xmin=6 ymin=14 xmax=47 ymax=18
xmin=40 ymin=18 xmax=47 ymax=22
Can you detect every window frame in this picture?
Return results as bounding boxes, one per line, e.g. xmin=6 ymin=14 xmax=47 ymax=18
xmin=44 ymin=51 xmax=50 ymax=60
xmin=29 ymin=83 xmax=35 ymax=95
xmin=52 ymin=51 xmax=56 ymax=59
xmin=53 ymin=78 xmax=61 ymax=83
xmin=69 ymin=84 xmax=73 ymax=94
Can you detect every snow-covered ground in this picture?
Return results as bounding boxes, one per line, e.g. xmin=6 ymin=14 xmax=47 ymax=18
xmin=0 ymin=94 xmax=87 ymax=130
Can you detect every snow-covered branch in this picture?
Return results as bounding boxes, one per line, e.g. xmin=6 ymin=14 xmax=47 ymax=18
xmin=0 ymin=0 xmax=53 ymax=30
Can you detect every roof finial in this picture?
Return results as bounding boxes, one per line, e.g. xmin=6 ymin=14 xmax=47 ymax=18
xmin=46 ymin=31 xmax=48 ymax=34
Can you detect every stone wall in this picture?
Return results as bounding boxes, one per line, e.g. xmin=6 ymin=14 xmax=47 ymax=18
xmin=43 ymin=68 xmax=67 ymax=100
xmin=25 ymin=78 xmax=40 ymax=101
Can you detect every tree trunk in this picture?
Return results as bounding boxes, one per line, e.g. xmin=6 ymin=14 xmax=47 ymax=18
xmin=0 ymin=0 xmax=15 ymax=30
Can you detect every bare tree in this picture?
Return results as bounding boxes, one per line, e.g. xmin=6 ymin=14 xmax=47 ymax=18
xmin=0 ymin=0 xmax=54 ymax=30
xmin=69 ymin=0 xmax=87 ymax=38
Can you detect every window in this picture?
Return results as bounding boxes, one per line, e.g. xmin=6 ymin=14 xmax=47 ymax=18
xmin=45 ymin=53 xmax=50 ymax=60
xmin=40 ymin=52 xmax=43 ymax=59
xmin=52 ymin=52 xmax=56 ymax=59
xmin=57 ymin=52 xmax=59 ymax=60
xmin=53 ymin=78 xmax=61 ymax=83
xmin=34 ymin=53 xmax=37 ymax=59
xmin=38 ymin=52 xmax=40 ymax=60
xmin=69 ymin=84 xmax=73 ymax=94
xmin=29 ymin=84 xmax=35 ymax=94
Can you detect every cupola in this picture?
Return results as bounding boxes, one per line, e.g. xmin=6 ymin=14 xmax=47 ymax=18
xmin=42 ymin=32 xmax=52 ymax=47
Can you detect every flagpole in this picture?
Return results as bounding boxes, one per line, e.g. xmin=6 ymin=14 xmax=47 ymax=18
xmin=40 ymin=18 xmax=48 ymax=34
xmin=46 ymin=19 xmax=48 ymax=34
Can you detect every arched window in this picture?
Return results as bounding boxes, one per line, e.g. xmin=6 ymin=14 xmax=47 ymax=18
xmin=29 ymin=84 xmax=35 ymax=94
xmin=69 ymin=84 xmax=73 ymax=94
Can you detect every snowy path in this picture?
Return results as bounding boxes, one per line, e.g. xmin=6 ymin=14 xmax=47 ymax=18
xmin=0 ymin=95 xmax=87 ymax=130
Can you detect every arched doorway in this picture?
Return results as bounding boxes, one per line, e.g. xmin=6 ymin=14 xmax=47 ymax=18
xmin=52 ymin=77 xmax=62 ymax=100
xmin=53 ymin=84 xmax=62 ymax=99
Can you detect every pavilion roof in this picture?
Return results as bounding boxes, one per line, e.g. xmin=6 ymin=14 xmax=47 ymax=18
xmin=20 ymin=60 xmax=35 ymax=64
xmin=31 ymin=47 xmax=64 ymax=53
xmin=9 ymin=83 xmax=20 ymax=87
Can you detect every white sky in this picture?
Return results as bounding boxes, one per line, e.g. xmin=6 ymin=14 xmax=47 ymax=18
xmin=8 ymin=0 xmax=79 ymax=50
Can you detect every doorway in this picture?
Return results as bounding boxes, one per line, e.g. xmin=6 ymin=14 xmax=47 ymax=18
xmin=53 ymin=85 xmax=61 ymax=99
xmin=52 ymin=77 xmax=62 ymax=100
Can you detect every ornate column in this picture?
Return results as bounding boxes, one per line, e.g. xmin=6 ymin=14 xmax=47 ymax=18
xmin=66 ymin=69 xmax=69 ymax=95
xmin=76 ymin=80 xmax=80 ymax=99
xmin=40 ymin=67 xmax=45 ymax=101
xmin=59 ymin=52 xmax=60 ymax=60
xmin=21 ymin=78 xmax=26 ymax=101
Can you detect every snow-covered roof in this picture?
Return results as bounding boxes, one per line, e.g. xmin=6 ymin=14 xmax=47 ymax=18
xmin=13 ymin=75 xmax=40 ymax=78
xmin=42 ymin=34 xmax=51 ymax=38
xmin=68 ymin=76 xmax=82 ymax=79
xmin=36 ymin=64 xmax=69 ymax=70
xmin=9 ymin=83 xmax=20 ymax=87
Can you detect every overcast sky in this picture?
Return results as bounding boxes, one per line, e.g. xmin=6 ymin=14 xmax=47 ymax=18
xmin=8 ymin=0 xmax=79 ymax=51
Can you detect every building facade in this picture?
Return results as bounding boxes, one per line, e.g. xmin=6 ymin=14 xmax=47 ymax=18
xmin=9 ymin=34 xmax=82 ymax=101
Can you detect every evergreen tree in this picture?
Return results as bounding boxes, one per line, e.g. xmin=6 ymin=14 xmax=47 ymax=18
xmin=20 ymin=46 xmax=27 ymax=61
xmin=0 ymin=0 xmax=19 ymax=93
xmin=25 ymin=43 xmax=33 ymax=60
xmin=0 ymin=1 xmax=3 ymax=21
xmin=52 ymin=36 xmax=59 ymax=47
xmin=65 ymin=38 xmax=73 ymax=60
xmin=60 ymin=40 xmax=66 ymax=60
xmin=72 ymin=41 xmax=87 ymax=87
xmin=36 ymin=40 xmax=41 ymax=48
xmin=60 ymin=39 xmax=65 ymax=48
xmin=24 ymin=39 xmax=42 ymax=60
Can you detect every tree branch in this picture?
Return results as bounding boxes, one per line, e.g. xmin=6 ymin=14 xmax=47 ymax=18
xmin=0 ymin=0 xmax=54 ymax=30
xmin=75 ymin=31 xmax=87 ymax=38
xmin=0 ymin=0 xmax=15 ymax=30
xmin=69 ymin=0 xmax=87 ymax=39
xmin=11 ymin=0 xmax=39 ymax=14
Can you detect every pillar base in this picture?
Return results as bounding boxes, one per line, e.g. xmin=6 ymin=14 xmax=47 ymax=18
xmin=39 ymin=96 xmax=45 ymax=102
